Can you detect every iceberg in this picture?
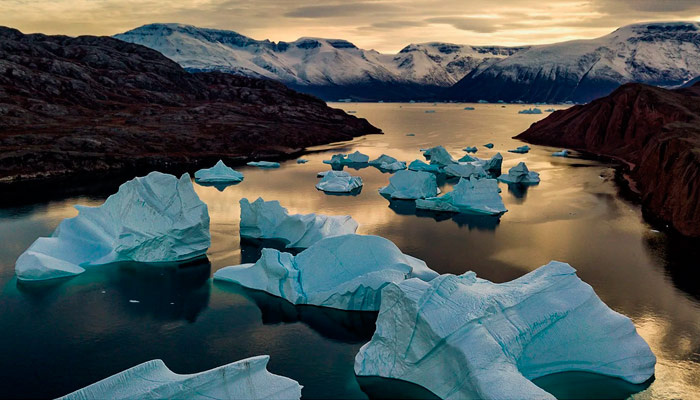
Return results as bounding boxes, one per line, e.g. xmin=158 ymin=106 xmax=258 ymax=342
xmin=379 ymin=170 xmax=439 ymax=200
xmin=498 ymin=162 xmax=541 ymax=184
xmin=194 ymin=160 xmax=244 ymax=183
xmin=15 ymin=172 xmax=210 ymax=281
xmin=519 ymin=107 xmax=542 ymax=114
xmin=425 ymin=110 xmax=436 ymax=113
xmin=463 ymin=146 xmax=478 ymax=153
xmin=443 ymin=163 xmax=487 ymax=179
xmin=354 ymin=261 xmax=656 ymax=400
xmin=545 ymin=108 xmax=556 ymax=112
xmin=508 ymin=145 xmax=531 ymax=154
xmin=214 ymin=234 xmax=438 ymax=310
xmin=323 ymin=151 xmax=369 ymax=166
xmin=458 ymin=154 xmax=478 ymax=162
xmin=416 ymin=178 xmax=507 ymax=215
xmin=422 ymin=146 xmax=457 ymax=166
xmin=240 ymin=198 xmax=358 ymax=248
xmin=316 ymin=170 xmax=363 ymax=193
xmin=369 ymin=155 xmax=407 ymax=171
xmin=369 ymin=154 xmax=398 ymax=166
xmin=483 ymin=143 xmax=494 ymax=148
xmin=59 ymin=355 xmax=302 ymax=400
xmin=408 ymin=160 xmax=442 ymax=173
xmin=463 ymin=106 xmax=475 ymax=110
xmin=552 ymin=149 xmax=570 ymax=157
xmin=457 ymin=153 xmax=501 ymax=174
xmin=477 ymin=99 xmax=488 ymax=103
xmin=406 ymin=133 xmax=416 ymax=136
xmin=347 ymin=150 xmax=370 ymax=163
xmin=247 ymin=161 xmax=280 ymax=168
xmin=296 ymin=158 xmax=309 ymax=164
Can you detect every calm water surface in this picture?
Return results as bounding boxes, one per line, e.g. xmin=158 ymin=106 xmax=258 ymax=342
xmin=0 ymin=103 xmax=698 ymax=399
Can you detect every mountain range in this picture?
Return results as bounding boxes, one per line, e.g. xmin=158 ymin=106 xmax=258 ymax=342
xmin=115 ymin=22 xmax=700 ymax=103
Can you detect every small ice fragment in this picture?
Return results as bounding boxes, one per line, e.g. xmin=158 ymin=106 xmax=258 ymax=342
xmin=518 ymin=108 xmax=543 ymax=114
xmin=247 ymin=161 xmax=281 ymax=168
xmin=497 ymin=162 xmax=540 ymax=184
xmin=552 ymin=149 xmax=570 ymax=157
xmin=463 ymin=146 xmax=478 ymax=153
xmin=484 ymin=143 xmax=494 ymax=148
xmin=315 ymin=171 xmax=363 ymax=193
xmin=129 ymin=300 xmax=140 ymax=303
xmin=296 ymin=159 xmax=309 ymax=164
xmin=508 ymin=145 xmax=531 ymax=154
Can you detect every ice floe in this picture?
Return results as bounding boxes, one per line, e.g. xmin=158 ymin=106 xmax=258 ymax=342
xmin=508 ymin=145 xmax=531 ymax=154
xmin=518 ymin=107 xmax=543 ymax=114
xmin=315 ymin=170 xmax=363 ymax=193
xmin=247 ymin=161 xmax=281 ymax=168
xmin=483 ymin=143 xmax=494 ymax=148
xmin=552 ymin=149 xmax=570 ymax=157
xmin=323 ymin=151 xmax=370 ymax=166
xmin=463 ymin=146 xmax=478 ymax=153
xmin=240 ymin=198 xmax=358 ymax=248
xmin=214 ymin=234 xmax=438 ymax=310
xmin=498 ymin=162 xmax=541 ymax=184
xmin=354 ymin=261 xmax=656 ymax=400
xmin=296 ymin=158 xmax=309 ymax=164
xmin=408 ymin=160 xmax=442 ymax=173
xmin=369 ymin=154 xmax=407 ymax=172
xmin=422 ymin=146 xmax=457 ymax=166
xmin=59 ymin=355 xmax=302 ymax=400
xmin=194 ymin=160 xmax=244 ymax=183
xmin=443 ymin=163 xmax=487 ymax=179
xmin=416 ymin=178 xmax=507 ymax=215
xmin=15 ymin=172 xmax=210 ymax=281
xmin=379 ymin=170 xmax=439 ymax=199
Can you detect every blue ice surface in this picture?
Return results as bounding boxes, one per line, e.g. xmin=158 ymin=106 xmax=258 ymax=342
xmin=247 ymin=161 xmax=281 ymax=168
xmin=194 ymin=160 xmax=243 ymax=183
xmin=483 ymin=143 xmax=494 ymax=148
xmin=416 ymin=177 xmax=507 ymax=216
xmin=518 ymin=108 xmax=543 ymax=114
xmin=498 ymin=162 xmax=541 ymax=185
xmin=315 ymin=170 xmax=363 ymax=193
xmin=552 ymin=149 xmax=570 ymax=157
xmin=379 ymin=170 xmax=439 ymax=199
xmin=508 ymin=145 xmax=531 ymax=154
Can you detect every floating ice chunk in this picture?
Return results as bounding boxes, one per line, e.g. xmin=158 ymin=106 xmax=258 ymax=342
xmin=464 ymin=107 xmax=475 ymax=110
xmin=240 ymin=198 xmax=358 ymax=248
xmin=480 ymin=152 xmax=503 ymax=172
xmin=518 ymin=107 xmax=543 ymax=114
xmin=552 ymin=149 xmax=570 ymax=157
xmin=545 ymin=108 xmax=556 ymax=112
xmin=406 ymin=133 xmax=416 ymax=136
xmin=379 ymin=170 xmax=439 ymax=200
xmin=317 ymin=170 xmax=332 ymax=177
xmin=194 ymin=160 xmax=244 ymax=183
xmin=483 ymin=143 xmax=494 ymax=148
xmin=316 ymin=171 xmax=363 ymax=193
xmin=323 ymin=151 xmax=369 ymax=166
xmin=214 ymin=234 xmax=438 ymax=310
xmin=59 ymin=355 xmax=302 ymax=400
xmin=296 ymin=158 xmax=309 ymax=164
xmin=347 ymin=150 xmax=370 ymax=163
xmin=15 ymin=172 xmax=210 ymax=281
xmin=354 ymin=261 xmax=656 ymax=400
xmin=508 ymin=145 xmax=531 ymax=154
xmin=422 ymin=146 xmax=457 ymax=166
xmin=416 ymin=178 xmax=507 ymax=215
xmin=463 ymin=146 xmax=478 ymax=153
xmin=498 ymin=162 xmax=541 ymax=184
xmin=377 ymin=161 xmax=407 ymax=172
xmin=369 ymin=154 xmax=398 ymax=166
xmin=408 ymin=160 xmax=442 ymax=173
xmin=347 ymin=110 xmax=357 ymax=114
xmin=323 ymin=154 xmax=347 ymax=166
xmin=443 ymin=163 xmax=487 ymax=179
xmin=247 ymin=161 xmax=280 ymax=168
xmin=477 ymin=99 xmax=488 ymax=103
xmin=458 ymin=154 xmax=478 ymax=162
xmin=425 ymin=110 xmax=436 ymax=113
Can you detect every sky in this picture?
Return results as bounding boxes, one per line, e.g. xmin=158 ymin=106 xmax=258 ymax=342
xmin=2 ymin=0 xmax=700 ymax=53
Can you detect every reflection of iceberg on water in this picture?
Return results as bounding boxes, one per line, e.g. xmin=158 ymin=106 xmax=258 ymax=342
xmin=240 ymin=197 xmax=358 ymax=249
xmin=59 ymin=355 xmax=302 ymax=400
xmin=354 ymin=261 xmax=656 ymax=400
xmin=214 ymin=234 xmax=438 ymax=311
xmin=416 ymin=178 xmax=507 ymax=216
xmin=15 ymin=172 xmax=210 ymax=281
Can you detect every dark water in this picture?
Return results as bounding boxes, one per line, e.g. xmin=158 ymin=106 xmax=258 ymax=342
xmin=0 ymin=103 xmax=698 ymax=399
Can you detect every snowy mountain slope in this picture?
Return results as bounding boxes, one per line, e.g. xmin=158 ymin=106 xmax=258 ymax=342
xmin=446 ymin=22 xmax=700 ymax=103
xmin=114 ymin=24 xmax=522 ymax=100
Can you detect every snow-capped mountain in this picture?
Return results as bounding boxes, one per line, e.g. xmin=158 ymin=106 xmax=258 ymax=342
xmin=114 ymin=24 xmax=523 ymax=100
xmin=446 ymin=22 xmax=700 ymax=103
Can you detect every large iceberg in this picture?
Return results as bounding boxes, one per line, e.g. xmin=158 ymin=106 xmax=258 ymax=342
xmin=498 ymin=162 xmax=541 ymax=184
xmin=194 ymin=160 xmax=244 ymax=183
xmin=408 ymin=160 xmax=441 ymax=173
xmin=379 ymin=170 xmax=439 ymax=200
xmin=354 ymin=261 xmax=656 ymax=400
xmin=422 ymin=146 xmax=457 ymax=166
xmin=416 ymin=178 xmax=507 ymax=215
xmin=59 ymin=355 xmax=302 ymax=400
xmin=240 ymin=197 xmax=358 ymax=248
xmin=15 ymin=172 xmax=210 ymax=281
xmin=214 ymin=234 xmax=438 ymax=311
xmin=443 ymin=163 xmax=487 ymax=179
xmin=315 ymin=170 xmax=363 ymax=193
xmin=247 ymin=161 xmax=281 ymax=168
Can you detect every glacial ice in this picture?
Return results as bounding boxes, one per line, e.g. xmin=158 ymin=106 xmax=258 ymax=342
xmin=443 ymin=163 xmax=487 ymax=179
xmin=347 ymin=150 xmax=370 ymax=163
xmin=498 ymin=162 xmax=541 ymax=184
xmin=315 ymin=170 xmax=363 ymax=193
xmin=416 ymin=177 xmax=507 ymax=215
xmin=458 ymin=154 xmax=478 ymax=162
xmin=15 ymin=172 xmax=210 ymax=281
xmin=247 ymin=161 xmax=281 ymax=168
xmin=552 ymin=149 xmax=570 ymax=157
xmin=240 ymin=197 xmax=358 ymax=248
xmin=545 ymin=108 xmax=556 ymax=112
xmin=464 ymin=106 xmax=475 ymax=110
xmin=369 ymin=154 xmax=398 ymax=166
xmin=484 ymin=143 xmax=494 ymax=148
xmin=214 ymin=234 xmax=438 ymax=310
xmin=463 ymin=146 xmax=478 ymax=153
xmin=379 ymin=170 xmax=439 ymax=199
xmin=408 ymin=160 xmax=442 ymax=173
xmin=296 ymin=158 xmax=309 ymax=164
xmin=354 ymin=261 xmax=656 ymax=400
xmin=194 ymin=160 xmax=244 ymax=183
xmin=370 ymin=155 xmax=407 ymax=171
xmin=406 ymin=133 xmax=416 ymax=136
xmin=518 ymin=107 xmax=543 ymax=114
xmin=508 ymin=145 xmax=531 ymax=154
xmin=422 ymin=146 xmax=457 ymax=166
xmin=457 ymin=153 xmax=502 ymax=174
xmin=323 ymin=151 xmax=369 ymax=166
xmin=59 ymin=355 xmax=302 ymax=400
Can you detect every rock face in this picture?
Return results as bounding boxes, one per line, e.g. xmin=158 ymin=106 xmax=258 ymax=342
xmin=0 ymin=26 xmax=380 ymax=187
xmin=58 ymin=355 xmax=302 ymax=400
xmin=354 ymin=261 xmax=656 ymax=400
xmin=516 ymin=81 xmax=700 ymax=237
xmin=15 ymin=172 xmax=210 ymax=281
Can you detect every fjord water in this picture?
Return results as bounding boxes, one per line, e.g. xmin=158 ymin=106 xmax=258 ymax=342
xmin=0 ymin=103 xmax=698 ymax=399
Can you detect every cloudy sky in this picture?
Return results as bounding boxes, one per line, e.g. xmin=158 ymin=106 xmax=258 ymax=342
xmin=2 ymin=0 xmax=699 ymax=52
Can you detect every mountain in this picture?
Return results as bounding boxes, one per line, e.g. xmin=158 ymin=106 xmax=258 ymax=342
xmin=447 ymin=22 xmax=700 ymax=103
xmin=0 ymin=26 xmax=379 ymax=189
xmin=114 ymin=24 xmax=523 ymax=101
xmin=516 ymin=81 xmax=700 ymax=237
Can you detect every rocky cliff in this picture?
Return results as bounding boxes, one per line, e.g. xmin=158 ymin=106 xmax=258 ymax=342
xmin=0 ymin=27 xmax=380 ymax=186
xmin=516 ymin=82 xmax=700 ymax=237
